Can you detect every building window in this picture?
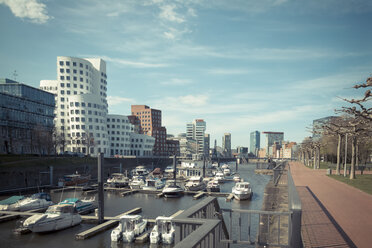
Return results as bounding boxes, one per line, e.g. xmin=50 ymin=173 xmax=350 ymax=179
xmin=80 ymin=78 xmax=83 ymax=82
xmin=66 ymin=68 xmax=70 ymax=73
xmin=66 ymin=61 xmax=70 ymax=66
xmin=73 ymin=76 xmax=77 ymax=81
xmin=59 ymin=61 xmax=64 ymax=66
xmin=74 ymin=84 xmax=77 ymax=88
xmin=73 ymin=62 xmax=76 ymax=66
xmin=80 ymin=63 xmax=83 ymax=68
xmin=60 ymin=76 xmax=64 ymax=80
xmin=66 ymin=76 xmax=70 ymax=80
xmin=60 ymin=68 xmax=64 ymax=73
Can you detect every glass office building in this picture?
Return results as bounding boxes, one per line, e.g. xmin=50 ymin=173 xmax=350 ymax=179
xmin=0 ymin=78 xmax=55 ymax=154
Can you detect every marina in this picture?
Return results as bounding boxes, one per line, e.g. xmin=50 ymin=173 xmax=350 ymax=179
xmin=0 ymin=162 xmax=272 ymax=247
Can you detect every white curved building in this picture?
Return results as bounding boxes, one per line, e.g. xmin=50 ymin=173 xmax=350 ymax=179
xmin=40 ymin=57 xmax=108 ymax=156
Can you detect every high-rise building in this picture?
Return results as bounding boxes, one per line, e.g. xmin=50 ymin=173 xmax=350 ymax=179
xmin=204 ymin=134 xmax=210 ymax=158
xmin=313 ymin=116 xmax=339 ymax=140
xmin=40 ymin=56 xmax=109 ymax=156
xmin=0 ymin=78 xmax=55 ymax=154
xmin=222 ymin=133 xmax=232 ymax=157
xmin=263 ymin=131 xmax=284 ymax=157
xmin=250 ymin=131 xmax=260 ymax=156
xmin=186 ymin=119 xmax=207 ymax=156
xmin=130 ymin=105 xmax=167 ymax=156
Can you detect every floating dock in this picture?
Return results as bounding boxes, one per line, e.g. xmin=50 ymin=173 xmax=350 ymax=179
xmin=193 ymin=191 xmax=205 ymax=200
xmin=75 ymin=207 xmax=142 ymax=240
xmin=226 ymin=193 xmax=235 ymax=202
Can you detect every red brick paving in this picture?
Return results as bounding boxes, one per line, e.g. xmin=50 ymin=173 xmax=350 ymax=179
xmin=290 ymin=161 xmax=372 ymax=248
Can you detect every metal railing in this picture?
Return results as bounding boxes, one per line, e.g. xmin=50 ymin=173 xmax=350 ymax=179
xmin=174 ymin=197 xmax=229 ymax=248
xmin=220 ymin=208 xmax=290 ymax=247
xmin=174 ymin=163 xmax=302 ymax=248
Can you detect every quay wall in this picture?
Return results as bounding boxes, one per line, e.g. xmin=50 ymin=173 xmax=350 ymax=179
xmin=0 ymin=157 xmax=172 ymax=193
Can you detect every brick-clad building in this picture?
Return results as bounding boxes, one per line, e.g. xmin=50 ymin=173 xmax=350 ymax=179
xmin=130 ymin=105 xmax=167 ymax=156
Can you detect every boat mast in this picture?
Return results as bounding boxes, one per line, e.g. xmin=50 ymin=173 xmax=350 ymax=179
xmin=173 ymin=155 xmax=177 ymax=186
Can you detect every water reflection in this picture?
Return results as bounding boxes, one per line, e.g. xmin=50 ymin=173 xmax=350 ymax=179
xmin=0 ymin=163 xmax=271 ymax=248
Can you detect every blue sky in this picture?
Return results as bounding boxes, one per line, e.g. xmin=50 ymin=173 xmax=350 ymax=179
xmin=0 ymin=0 xmax=371 ymax=149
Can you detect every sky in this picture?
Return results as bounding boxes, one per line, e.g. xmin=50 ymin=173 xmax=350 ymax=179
xmin=0 ymin=0 xmax=371 ymax=149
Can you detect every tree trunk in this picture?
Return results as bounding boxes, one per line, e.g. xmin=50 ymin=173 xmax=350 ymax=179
xmin=343 ymin=134 xmax=348 ymax=177
xmin=313 ymin=148 xmax=316 ymax=170
xmin=317 ymin=146 xmax=321 ymax=169
xmin=350 ymin=135 xmax=356 ymax=180
xmin=336 ymin=134 xmax=342 ymax=175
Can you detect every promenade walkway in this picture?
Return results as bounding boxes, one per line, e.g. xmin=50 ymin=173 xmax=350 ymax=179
xmin=290 ymin=161 xmax=372 ymax=248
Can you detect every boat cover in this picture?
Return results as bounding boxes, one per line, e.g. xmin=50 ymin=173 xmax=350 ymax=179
xmin=0 ymin=196 xmax=24 ymax=205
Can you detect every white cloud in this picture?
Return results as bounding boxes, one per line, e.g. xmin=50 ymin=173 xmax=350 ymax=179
xmin=160 ymin=78 xmax=193 ymax=86
xmin=107 ymin=96 xmax=134 ymax=106
xmin=206 ymin=68 xmax=252 ymax=75
xmin=0 ymin=0 xmax=51 ymax=24
xmin=102 ymin=56 xmax=169 ymax=68
xmin=159 ymin=4 xmax=185 ymax=23
xmin=178 ymin=95 xmax=209 ymax=106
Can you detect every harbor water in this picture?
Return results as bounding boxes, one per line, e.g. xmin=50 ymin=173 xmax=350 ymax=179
xmin=0 ymin=163 xmax=271 ymax=248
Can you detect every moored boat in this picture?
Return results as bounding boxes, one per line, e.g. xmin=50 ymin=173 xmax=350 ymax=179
xmin=0 ymin=193 xmax=52 ymax=212
xmin=129 ymin=176 xmax=146 ymax=189
xmin=107 ymin=173 xmax=129 ymax=188
xmin=58 ymin=172 xmax=90 ymax=187
xmin=223 ymin=168 xmax=231 ymax=176
xmin=111 ymin=215 xmax=147 ymax=242
xmin=162 ymin=180 xmax=184 ymax=198
xmin=59 ymin=197 xmax=96 ymax=214
xmin=150 ymin=216 xmax=175 ymax=244
xmin=232 ymin=182 xmax=252 ymax=201
xmin=206 ymin=180 xmax=220 ymax=192
xmin=233 ymin=173 xmax=242 ymax=182
xmin=23 ymin=204 xmax=82 ymax=232
xmin=142 ymin=178 xmax=165 ymax=191
xmin=185 ymin=176 xmax=206 ymax=191
xmin=214 ymin=171 xmax=225 ymax=184
xmin=131 ymin=166 xmax=150 ymax=176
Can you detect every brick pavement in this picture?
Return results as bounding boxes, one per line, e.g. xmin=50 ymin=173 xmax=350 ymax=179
xmin=290 ymin=161 xmax=372 ymax=248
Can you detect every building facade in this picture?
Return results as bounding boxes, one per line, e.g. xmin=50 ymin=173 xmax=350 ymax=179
xmin=250 ymin=130 xmax=260 ymax=156
xmin=130 ymin=105 xmax=167 ymax=156
xmin=312 ymin=116 xmax=339 ymax=140
xmin=0 ymin=79 xmax=55 ymax=154
xmin=186 ymin=119 xmax=207 ymax=157
xmin=40 ymin=57 xmax=109 ymax=156
xmin=263 ymin=131 xmax=284 ymax=157
xmin=222 ymin=133 xmax=232 ymax=157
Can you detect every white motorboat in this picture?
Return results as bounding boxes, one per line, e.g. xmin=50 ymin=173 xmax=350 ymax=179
xmin=233 ymin=173 xmax=242 ymax=182
xmin=206 ymin=180 xmax=220 ymax=192
xmin=221 ymin=164 xmax=229 ymax=169
xmin=59 ymin=197 xmax=96 ymax=214
xmin=131 ymin=166 xmax=150 ymax=176
xmin=185 ymin=176 xmax=206 ymax=191
xmin=129 ymin=176 xmax=146 ymax=189
xmin=162 ymin=180 xmax=184 ymax=198
xmin=150 ymin=216 xmax=175 ymax=244
xmin=107 ymin=173 xmax=129 ymax=188
xmin=111 ymin=215 xmax=147 ymax=242
xmin=214 ymin=172 xmax=225 ymax=183
xmin=232 ymin=182 xmax=252 ymax=201
xmin=0 ymin=196 xmax=25 ymax=212
xmin=23 ymin=204 xmax=82 ymax=232
xmin=142 ymin=178 xmax=165 ymax=191
xmin=164 ymin=165 xmax=175 ymax=174
xmin=223 ymin=168 xmax=231 ymax=176
xmin=0 ymin=193 xmax=53 ymax=212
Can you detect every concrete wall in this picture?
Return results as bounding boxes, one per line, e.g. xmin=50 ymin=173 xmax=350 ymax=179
xmin=0 ymin=157 xmax=172 ymax=192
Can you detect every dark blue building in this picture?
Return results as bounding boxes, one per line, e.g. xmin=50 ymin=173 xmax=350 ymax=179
xmin=0 ymin=78 xmax=55 ymax=154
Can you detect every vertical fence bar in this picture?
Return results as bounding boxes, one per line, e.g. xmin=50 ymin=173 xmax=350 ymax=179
xmin=278 ymin=214 xmax=281 ymax=245
xmin=229 ymin=210 xmax=232 ymax=241
xmin=248 ymin=212 xmax=251 ymax=243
